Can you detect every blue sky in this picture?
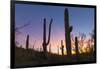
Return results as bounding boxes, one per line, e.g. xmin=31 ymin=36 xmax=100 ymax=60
xmin=15 ymin=4 xmax=94 ymax=53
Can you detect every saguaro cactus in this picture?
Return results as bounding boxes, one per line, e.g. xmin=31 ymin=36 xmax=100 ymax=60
xmin=60 ymin=40 xmax=64 ymax=56
xmin=42 ymin=18 xmax=53 ymax=56
xmin=64 ymin=8 xmax=73 ymax=56
xmin=75 ymin=37 xmax=79 ymax=56
xmin=26 ymin=34 xmax=29 ymax=50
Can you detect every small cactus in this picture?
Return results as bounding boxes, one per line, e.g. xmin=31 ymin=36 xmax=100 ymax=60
xmin=33 ymin=40 xmax=36 ymax=50
xmin=49 ymin=44 xmax=51 ymax=53
xmin=40 ymin=46 xmax=42 ymax=52
xmin=26 ymin=34 xmax=29 ymax=50
xmin=57 ymin=45 xmax=59 ymax=55
xmin=75 ymin=37 xmax=79 ymax=56
xmin=60 ymin=40 xmax=64 ymax=56
xmin=33 ymin=46 xmax=34 ymax=50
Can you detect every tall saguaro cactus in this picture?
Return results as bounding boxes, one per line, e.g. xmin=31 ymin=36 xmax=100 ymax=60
xmin=75 ymin=37 xmax=79 ymax=56
xmin=26 ymin=34 xmax=29 ymax=50
xmin=60 ymin=40 xmax=64 ymax=56
xmin=64 ymin=8 xmax=73 ymax=56
xmin=42 ymin=18 xmax=53 ymax=57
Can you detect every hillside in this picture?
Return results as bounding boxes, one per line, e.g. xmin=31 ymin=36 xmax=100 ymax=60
xmin=15 ymin=46 xmax=95 ymax=68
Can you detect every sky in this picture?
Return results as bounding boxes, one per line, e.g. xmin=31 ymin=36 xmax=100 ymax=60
xmin=15 ymin=4 xmax=94 ymax=54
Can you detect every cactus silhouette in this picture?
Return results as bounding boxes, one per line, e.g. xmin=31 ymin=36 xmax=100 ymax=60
xmin=64 ymin=8 xmax=73 ymax=56
xmin=57 ymin=45 xmax=59 ymax=55
xmin=49 ymin=44 xmax=51 ymax=53
xmin=33 ymin=46 xmax=34 ymax=50
xmin=42 ymin=18 xmax=53 ymax=57
xmin=75 ymin=37 xmax=79 ymax=56
xmin=39 ymin=46 xmax=42 ymax=52
xmin=60 ymin=40 xmax=64 ymax=56
xmin=26 ymin=34 xmax=29 ymax=50
xmin=33 ymin=40 xmax=36 ymax=50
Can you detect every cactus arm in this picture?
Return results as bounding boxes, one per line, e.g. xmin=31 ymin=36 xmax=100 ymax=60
xmin=69 ymin=26 xmax=73 ymax=32
xmin=46 ymin=19 xmax=53 ymax=45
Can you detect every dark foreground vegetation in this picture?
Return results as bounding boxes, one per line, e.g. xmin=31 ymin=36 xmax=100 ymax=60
xmin=15 ymin=46 xmax=96 ymax=68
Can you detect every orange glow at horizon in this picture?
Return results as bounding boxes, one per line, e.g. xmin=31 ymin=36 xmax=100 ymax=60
xmin=15 ymin=32 xmax=94 ymax=55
